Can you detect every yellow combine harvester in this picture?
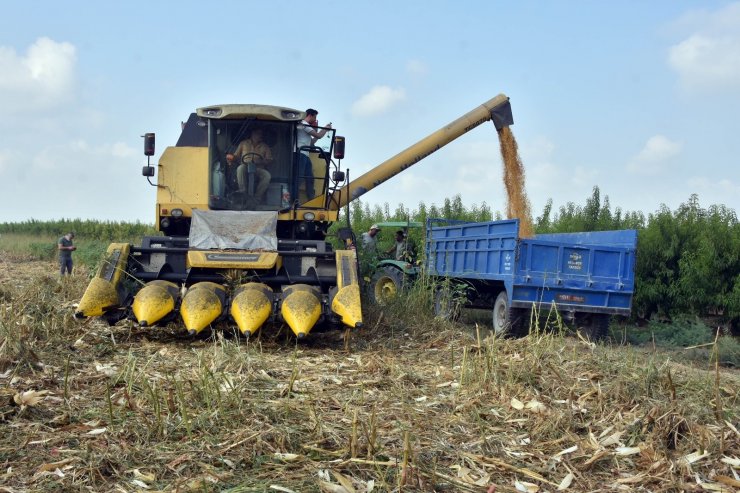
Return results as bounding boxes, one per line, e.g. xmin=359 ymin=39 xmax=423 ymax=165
xmin=75 ymin=94 xmax=514 ymax=337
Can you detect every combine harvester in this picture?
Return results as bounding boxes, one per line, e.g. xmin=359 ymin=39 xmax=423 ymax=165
xmin=75 ymin=95 xmax=515 ymax=337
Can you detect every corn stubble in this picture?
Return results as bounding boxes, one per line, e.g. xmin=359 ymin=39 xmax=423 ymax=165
xmin=1 ymin=252 xmax=738 ymax=491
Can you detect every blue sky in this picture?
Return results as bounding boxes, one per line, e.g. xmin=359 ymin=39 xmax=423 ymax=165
xmin=1 ymin=1 xmax=739 ymax=223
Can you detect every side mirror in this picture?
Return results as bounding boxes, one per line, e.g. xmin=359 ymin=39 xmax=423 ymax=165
xmin=142 ymin=166 xmax=155 ymax=177
xmin=332 ymin=170 xmax=345 ymax=182
xmin=333 ymin=136 xmax=345 ymax=160
xmin=143 ymin=133 xmax=155 ymax=156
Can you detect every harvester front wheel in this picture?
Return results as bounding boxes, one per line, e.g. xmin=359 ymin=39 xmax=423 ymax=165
xmin=370 ymin=266 xmax=404 ymax=305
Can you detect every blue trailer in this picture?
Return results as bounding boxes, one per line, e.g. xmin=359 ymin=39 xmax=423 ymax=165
xmin=425 ymin=219 xmax=638 ymax=339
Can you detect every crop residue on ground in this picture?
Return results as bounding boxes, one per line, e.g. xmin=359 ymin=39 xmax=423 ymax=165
xmin=0 ymin=255 xmax=738 ymax=491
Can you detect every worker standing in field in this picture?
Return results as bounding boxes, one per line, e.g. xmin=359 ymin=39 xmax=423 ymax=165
xmin=57 ymin=232 xmax=76 ymax=276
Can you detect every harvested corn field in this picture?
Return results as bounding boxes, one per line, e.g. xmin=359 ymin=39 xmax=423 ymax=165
xmin=1 ymin=254 xmax=738 ymax=492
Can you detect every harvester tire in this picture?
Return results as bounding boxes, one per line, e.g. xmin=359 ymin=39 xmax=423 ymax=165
xmin=492 ymin=291 xmax=527 ymax=338
xmin=370 ymin=266 xmax=405 ymax=305
xmin=575 ymin=313 xmax=610 ymax=341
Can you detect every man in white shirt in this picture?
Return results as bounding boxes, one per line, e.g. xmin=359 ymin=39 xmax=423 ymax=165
xmin=296 ymin=108 xmax=331 ymax=198
xmin=361 ymin=224 xmax=381 ymax=252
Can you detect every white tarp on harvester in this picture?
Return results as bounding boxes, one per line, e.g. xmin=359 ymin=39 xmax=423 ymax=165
xmin=189 ymin=210 xmax=278 ymax=251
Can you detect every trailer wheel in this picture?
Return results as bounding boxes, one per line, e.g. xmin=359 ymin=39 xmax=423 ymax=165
xmin=370 ymin=266 xmax=404 ymax=305
xmin=492 ymin=292 xmax=527 ymax=337
xmin=433 ymin=286 xmax=460 ymax=321
xmin=575 ymin=313 xmax=610 ymax=341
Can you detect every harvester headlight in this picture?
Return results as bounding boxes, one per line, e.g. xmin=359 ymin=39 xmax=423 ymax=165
xmin=171 ymin=208 xmax=184 ymax=218
xmin=160 ymin=217 xmax=171 ymax=229
xmin=304 ymin=212 xmax=315 ymax=221
xmin=202 ymin=107 xmax=222 ymax=117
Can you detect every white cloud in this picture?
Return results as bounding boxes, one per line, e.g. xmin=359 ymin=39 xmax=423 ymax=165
xmin=111 ymin=142 xmax=137 ymax=158
xmin=396 ymin=170 xmax=438 ymax=194
xmin=516 ymin=136 xmax=561 ymax=193
xmin=669 ymin=35 xmax=740 ymax=88
xmin=406 ymin=59 xmax=428 ymax=76
xmin=521 ymin=136 xmax=555 ymax=163
xmin=0 ymin=149 xmax=16 ymax=176
xmin=570 ymin=165 xmax=599 ymax=187
xmin=70 ymin=140 xmax=89 ymax=152
xmin=446 ymin=140 xmax=502 ymax=191
xmin=0 ymin=137 xmax=154 ymax=222
xmin=351 ymin=85 xmax=406 ymax=117
xmin=4 ymin=139 xmax=138 ymax=181
xmin=31 ymin=147 xmax=60 ymax=172
xmin=627 ymin=135 xmax=682 ymax=175
xmin=525 ymin=161 xmax=559 ymax=192
xmin=0 ymin=37 xmax=77 ymax=111
xmin=686 ymin=176 xmax=740 ymax=195
xmin=683 ymin=176 xmax=740 ymax=210
xmin=668 ymin=3 xmax=740 ymax=90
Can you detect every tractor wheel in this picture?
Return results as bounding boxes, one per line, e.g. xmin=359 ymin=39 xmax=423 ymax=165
xmin=370 ymin=266 xmax=405 ymax=305
xmin=575 ymin=313 xmax=610 ymax=341
xmin=433 ymin=285 xmax=460 ymax=321
xmin=492 ymin=291 xmax=527 ymax=337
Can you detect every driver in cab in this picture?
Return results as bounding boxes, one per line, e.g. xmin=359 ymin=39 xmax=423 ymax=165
xmin=228 ymin=127 xmax=273 ymax=201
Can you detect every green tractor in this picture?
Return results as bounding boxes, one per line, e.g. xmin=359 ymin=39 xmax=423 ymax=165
xmin=365 ymin=221 xmax=423 ymax=304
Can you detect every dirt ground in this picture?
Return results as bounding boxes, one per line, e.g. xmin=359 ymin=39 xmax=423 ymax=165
xmin=1 ymin=255 xmax=738 ymax=492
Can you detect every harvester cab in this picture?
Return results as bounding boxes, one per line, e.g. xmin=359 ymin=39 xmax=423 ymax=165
xmin=75 ymin=94 xmax=515 ymax=339
xmin=154 ymin=105 xmax=345 ymax=238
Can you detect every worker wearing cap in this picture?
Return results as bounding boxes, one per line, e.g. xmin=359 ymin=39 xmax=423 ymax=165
xmin=361 ymin=224 xmax=381 ymax=252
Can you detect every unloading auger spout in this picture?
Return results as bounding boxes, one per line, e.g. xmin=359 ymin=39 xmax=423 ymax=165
xmin=331 ymin=93 xmax=513 ymax=209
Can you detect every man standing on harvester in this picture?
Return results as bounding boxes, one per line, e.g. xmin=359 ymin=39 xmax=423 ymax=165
xmin=297 ymin=108 xmax=331 ymax=198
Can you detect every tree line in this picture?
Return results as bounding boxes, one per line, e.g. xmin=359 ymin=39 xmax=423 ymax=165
xmin=0 ymin=218 xmax=157 ymax=241
xmin=2 ymin=189 xmax=737 ymax=328
xmin=340 ymin=188 xmax=739 ymax=328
